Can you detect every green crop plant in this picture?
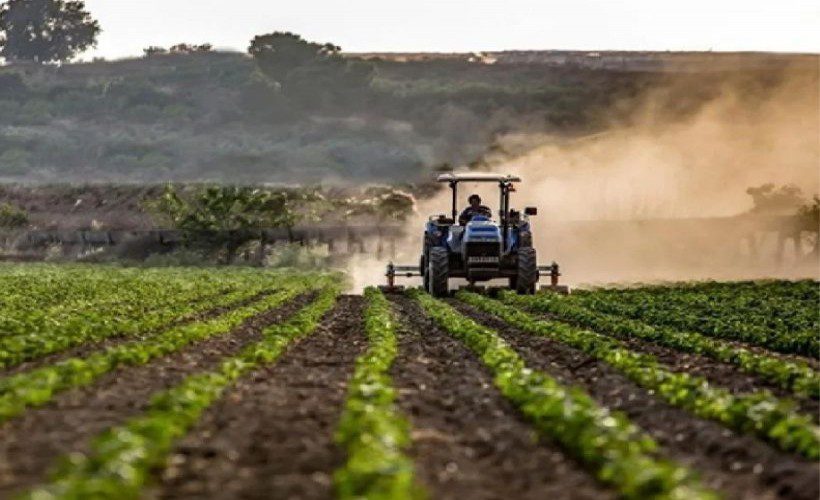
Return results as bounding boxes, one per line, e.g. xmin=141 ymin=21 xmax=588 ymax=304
xmin=571 ymin=283 xmax=819 ymax=358
xmin=459 ymin=291 xmax=820 ymax=459
xmin=410 ymin=289 xmax=715 ymax=500
xmin=504 ymin=292 xmax=820 ymax=398
xmin=334 ymin=288 xmax=421 ymax=500
xmin=23 ymin=285 xmax=341 ymax=499
xmin=0 ymin=274 xmax=335 ymax=423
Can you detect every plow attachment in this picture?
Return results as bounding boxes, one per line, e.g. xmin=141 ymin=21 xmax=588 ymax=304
xmin=379 ymin=264 xmax=422 ymax=293
xmin=380 ymin=262 xmax=569 ymax=295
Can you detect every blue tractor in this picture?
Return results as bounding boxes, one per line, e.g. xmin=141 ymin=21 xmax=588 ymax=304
xmin=386 ymin=173 xmax=565 ymax=297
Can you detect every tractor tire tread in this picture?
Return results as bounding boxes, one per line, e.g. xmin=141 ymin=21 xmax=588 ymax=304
xmin=428 ymin=247 xmax=449 ymax=297
xmin=516 ymin=247 xmax=538 ymax=295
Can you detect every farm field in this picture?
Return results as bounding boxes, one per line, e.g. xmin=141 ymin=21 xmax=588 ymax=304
xmin=0 ymin=265 xmax=817 ymax=499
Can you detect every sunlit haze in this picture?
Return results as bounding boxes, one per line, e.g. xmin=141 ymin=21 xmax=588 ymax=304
xmin=82 ymin=0 xmax=819 ymax=60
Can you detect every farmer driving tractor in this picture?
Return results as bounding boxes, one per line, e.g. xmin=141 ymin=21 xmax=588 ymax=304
xmin=382 ymin=172 xmax=567 ymax=296
xmin=458 ymin=194 xmax=493 ymax=225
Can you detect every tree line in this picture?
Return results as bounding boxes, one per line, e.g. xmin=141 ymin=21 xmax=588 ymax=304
xmin=0 ymin=1 xmax=377 ymax=116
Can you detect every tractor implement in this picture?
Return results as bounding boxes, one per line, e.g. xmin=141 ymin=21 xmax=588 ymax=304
xmin=382 ymin=173 xmax=569 ymax=296
xmin=382 ymin=261 xmax=568 ymax=295
xmin=380 ymin=263 xmax=422 ymax=293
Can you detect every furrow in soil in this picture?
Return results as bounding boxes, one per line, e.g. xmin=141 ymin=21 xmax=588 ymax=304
xmin=0 ymin=293 xmax=313 ymax=498
xmin=539 ymin=311 xmax=819 ymax=417
xmin=390 ymin=295 xmax=613 ymax=500
xmin=450 ymin=300 xmax=820 ymax=500
xmin=153 ymin=295 xmax=366 ymax=500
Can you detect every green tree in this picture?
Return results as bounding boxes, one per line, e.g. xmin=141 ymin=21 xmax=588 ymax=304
xmin=0 ymin=0 xmax=100 ymax=63
xmin=247 ymin=31 xmax=374 ymax=109
xmin=150 ymin=185 xmax=313 ymax=263
xmin=248 ymin=32 xmax=340 ymax=83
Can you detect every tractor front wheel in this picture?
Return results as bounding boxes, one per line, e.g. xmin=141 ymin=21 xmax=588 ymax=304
xmin=427 ymin=247 xmax=449 ymax=297
xmin=515 ymin=247 xmax=538 ymax=294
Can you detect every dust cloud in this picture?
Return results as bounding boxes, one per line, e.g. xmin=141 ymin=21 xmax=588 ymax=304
xmin=373 ymin=65 xmax=820 ymax=289
xmin=501 ymin=68 xmax=819 ymax=220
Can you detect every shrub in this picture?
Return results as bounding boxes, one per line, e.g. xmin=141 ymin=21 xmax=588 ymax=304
xmin=143 ymin=46 xmax=168 ymax=57
xmin=266 ymin=244 xmax=330 ymax=269
xmin=0 ymin=203 xmax=28 ymax=228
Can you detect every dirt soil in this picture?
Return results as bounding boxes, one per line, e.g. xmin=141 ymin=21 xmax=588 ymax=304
xmin=0 ymin=294 xmax=313 ymax=498
xmin=153 ymin=295 xmax=366 ymax=500
xmin=450 ymin=300 xmax=820 ymax=500
xmin=389 ymin=295 xmax=613 ymax=500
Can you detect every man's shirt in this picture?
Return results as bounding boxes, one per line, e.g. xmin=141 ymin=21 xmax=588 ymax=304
xmin=458 ymin=205 xmax=492 ymax=225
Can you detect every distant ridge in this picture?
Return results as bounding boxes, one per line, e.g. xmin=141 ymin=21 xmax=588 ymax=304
xmin=347 ymin=50 xmax=818 ymax=72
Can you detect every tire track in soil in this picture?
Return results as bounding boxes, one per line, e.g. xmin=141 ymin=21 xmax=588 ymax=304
xmin=390 ymin=295 xmax=613 ymax=500
xmin=153 ymin=296 xmax=366 ymax=500
xmin=1 ymin=290 xmax=271 ymax=378
xmin=534 ymin=311 xmax=820 ymax=418
xmin=451 ymin=300 xmax=820 ymax=500
xmin=0 ymin=293 xmax=314 ymax=498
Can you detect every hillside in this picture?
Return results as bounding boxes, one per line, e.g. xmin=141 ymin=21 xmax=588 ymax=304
xmin=2 ymin=49 xmax=810 ymax=185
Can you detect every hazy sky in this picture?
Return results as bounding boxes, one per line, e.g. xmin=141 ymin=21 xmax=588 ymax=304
xmin=83 ymin=0 xmax=819 ymax=60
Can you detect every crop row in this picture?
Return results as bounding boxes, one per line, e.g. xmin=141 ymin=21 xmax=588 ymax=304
xmin=0 ymin=267 xmax=145 ymax=316
xmin=24 ymin=285 xmax=341 ymax=499
xmin=571 ymin=280 xmax=819 ymax=336
xmin=502 ymin=291 xmax=820 ymax=398
xmin=410 ymin=289 xmax=715 ymax=499
xmin=334 ymin=288 xmax=419 ymax=500
xmin=0 ymin=280 xmax=244 ymax=369
xmin=0 ymin=268 xmax=238 ymax=339
xmin=0 ymin=278 xmax=173 ymax=334
xmin=594 ymin=282 xmax=820 ymax=339
xmin=572 ymin=285 xmax=818 ymax=358
xmin=0 ymin=265 xmax=243 ymax=323
xmin=0 ymin=274 xmax=331 ymax=423
xmin=574 ymin=279 xmax=819 ymax=305
xmin=459 ymin=292 xmax=820 ymax=459
xmin=0 ymin=265 xmax=282 ymax=332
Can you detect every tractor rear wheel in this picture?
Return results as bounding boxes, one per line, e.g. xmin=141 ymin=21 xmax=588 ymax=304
xmin=515 ymin=247 xmax=538 ymax=294
xmin=427 ymin=247 xmax=449 ymax=297
xmin=421 ymin=254 xmax=429 ymax=291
